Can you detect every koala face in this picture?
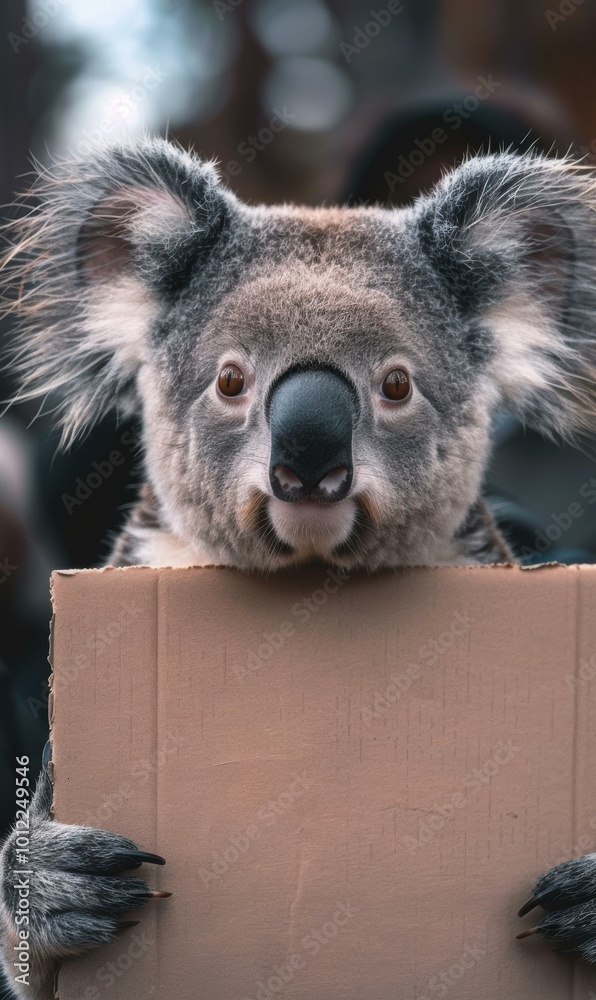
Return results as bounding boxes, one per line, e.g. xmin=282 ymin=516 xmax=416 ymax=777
xmin=139 ymin=212 xmax=494 ymax=570
xmin=4 ymin=141 xmax=596 ymax=569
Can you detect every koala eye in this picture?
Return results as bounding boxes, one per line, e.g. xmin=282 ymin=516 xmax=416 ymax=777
xmin=218 ymin=364 xmax=245 ymax=397
xmin=381 ymin=368 xmax=411 ymax=402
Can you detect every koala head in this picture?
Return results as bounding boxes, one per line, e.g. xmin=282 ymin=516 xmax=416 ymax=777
xmin=4 ymin=140 xmax=596 ymax=570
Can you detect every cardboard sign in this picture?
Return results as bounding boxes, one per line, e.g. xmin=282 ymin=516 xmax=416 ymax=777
xmin=50 ymin=564 xmax=596 ymax=999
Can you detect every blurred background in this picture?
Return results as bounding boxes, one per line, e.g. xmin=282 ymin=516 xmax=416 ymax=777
xmin=0 ymin=0 xmax=596 ymax=859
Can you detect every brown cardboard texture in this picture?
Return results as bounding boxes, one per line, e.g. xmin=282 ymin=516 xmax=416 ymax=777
xmin=50 ymin=564 xmax=596 ymax=999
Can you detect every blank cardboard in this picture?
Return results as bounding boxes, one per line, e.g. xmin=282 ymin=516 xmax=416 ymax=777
xmin=50 ymin=564 xmax=596 ymax=999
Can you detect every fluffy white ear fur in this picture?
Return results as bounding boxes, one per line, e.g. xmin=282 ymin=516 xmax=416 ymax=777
xmin=74 ymin=186 xmax=197 ymax=417
xmin=1 ymin=139 xmax=223 ymax=446
xmin=83 ymin=277 xmax=159 ymax=382
xmin=419 ymin=155 xmax=596 ymax=443
xmin=77 ymin=186 xmax=194 ymax=282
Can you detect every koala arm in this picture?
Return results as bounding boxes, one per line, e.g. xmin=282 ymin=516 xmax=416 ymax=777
xmin=0 ymin=759 xmax=167 ymax=1000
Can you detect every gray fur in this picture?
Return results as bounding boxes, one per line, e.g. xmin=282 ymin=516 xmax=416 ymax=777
xmin=0 ymin=764 xmax=163 ymax=999
xmin=3 ymin=140 xmax=596 ymax=571
xmin=4 ymin=140 xmax=596 ymax=993
xmin=518 ymin=854 xmax=596 ymax=960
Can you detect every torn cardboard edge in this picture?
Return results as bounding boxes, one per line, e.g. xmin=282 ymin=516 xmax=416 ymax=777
xmin=51 ymin=560 xmax=592 ymax=578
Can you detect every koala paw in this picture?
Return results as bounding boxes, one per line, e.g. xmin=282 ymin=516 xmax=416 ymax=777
xmin=518 ymin=853 xmax=596 ymax=961
xmin=0 ymin=756 xmax=169 ymax=996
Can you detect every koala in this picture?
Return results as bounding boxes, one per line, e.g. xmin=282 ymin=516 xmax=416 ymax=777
xmin=2 ymin=138 xmax=596 ymax=997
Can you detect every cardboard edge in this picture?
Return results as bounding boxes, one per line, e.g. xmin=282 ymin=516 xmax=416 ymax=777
xmin=48 ymin=580 xmax=60 ymax=999
xmin=51 ymin=563 xmax=230 ymax=576
xmin=50 ymin=561 xmax=594 ymax=579
xmin=48 ymin=575 xmax=56 ymax=817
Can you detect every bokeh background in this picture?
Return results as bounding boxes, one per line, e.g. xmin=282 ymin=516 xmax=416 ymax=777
xmin=0 ymin=0 xmax=596 ymax=865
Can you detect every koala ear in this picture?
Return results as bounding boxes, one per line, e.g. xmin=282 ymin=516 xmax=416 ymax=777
xmin=2 ymin=138 xmax=233 ymax=446
xmin=414 ymin=153 xmax=596 ymax=444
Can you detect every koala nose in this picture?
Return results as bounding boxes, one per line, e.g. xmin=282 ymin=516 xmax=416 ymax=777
xmin=268 ymin=366 xmax=356 ymax=503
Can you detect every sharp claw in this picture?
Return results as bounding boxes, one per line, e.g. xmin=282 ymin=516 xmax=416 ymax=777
xmin=112 ymin=850 xmax=166 ymax=868
xmin=518 ymin=897 xmax=540 ymax=918
xmin=118 ymin=920 xmax=141 ymax=930
xmin=42 ymin=740 xmax=52 ymax=769
xmin=516 ymin=927 xmax=539 ymax=940
xmin=128 ymin=889 xmax=172 ymax=901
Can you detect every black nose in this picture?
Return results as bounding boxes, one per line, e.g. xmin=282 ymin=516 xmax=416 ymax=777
xmin=268 ymin=367 xmax=356 ymax=503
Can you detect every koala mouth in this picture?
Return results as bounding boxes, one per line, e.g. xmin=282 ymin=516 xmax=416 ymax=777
xmin=239 ymin=463 xmax=385 ymax=564
xmin=240 ymin=487 xmax=381 ymax=565
xmin=238 ymin=486 xmax=349 ymax=556
xmin=267 ymin=494 xmax=357 ymax=553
